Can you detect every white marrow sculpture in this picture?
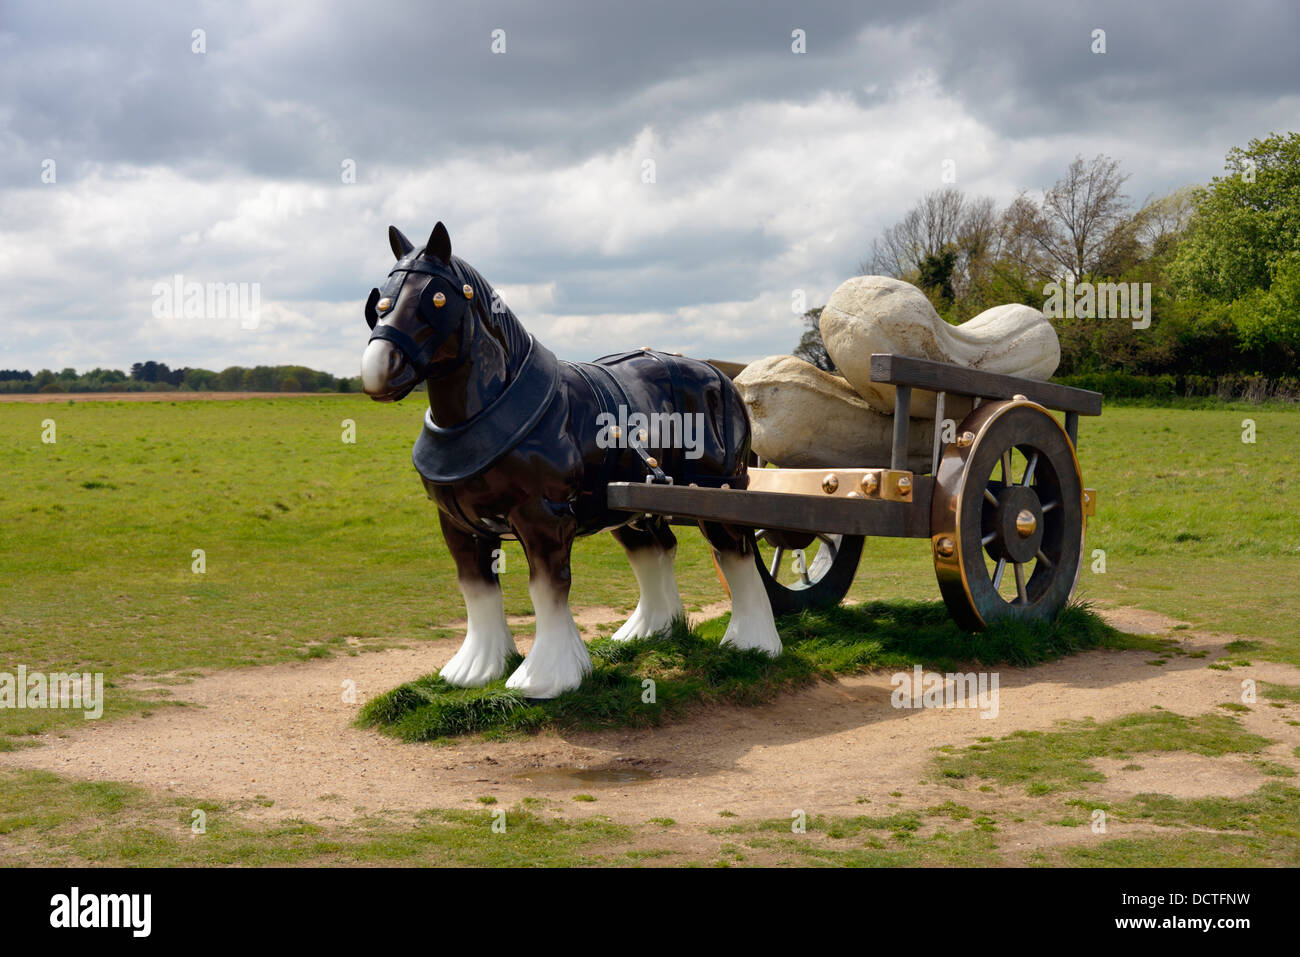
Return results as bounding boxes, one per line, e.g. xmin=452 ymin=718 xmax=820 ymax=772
xmin=736 ymin=276 xmax=1060 ymax=469
xmin=737 ymin=355 xmax=939 ymax=472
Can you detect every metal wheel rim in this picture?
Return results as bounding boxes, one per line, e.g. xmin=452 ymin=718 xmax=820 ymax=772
xmin=932 ymin=400 xmax=1084 ymax=630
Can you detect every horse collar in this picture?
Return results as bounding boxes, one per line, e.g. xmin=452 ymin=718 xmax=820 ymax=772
xmin=411 ymin=334 xmax=561 ymax=484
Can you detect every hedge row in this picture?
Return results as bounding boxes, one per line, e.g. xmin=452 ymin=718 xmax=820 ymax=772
xmin=1053 ymin=371 xmax=1300 ymax=403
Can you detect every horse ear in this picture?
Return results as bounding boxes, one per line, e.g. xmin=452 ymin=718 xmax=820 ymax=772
xmin=388 ymin=226 xmax=414 ymax=259
xmin=424 ymin=221 xmax=452 ymax=265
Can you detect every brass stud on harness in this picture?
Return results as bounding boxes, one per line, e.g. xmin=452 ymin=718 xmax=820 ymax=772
xmin=896 ymin=475 xmax=913 ymax=495
xmin=859 ymin=473 xmax=878 ymax=495
xmin=822 ymin=473 xmax=839 ymax=494
xmin=936 ymin=537 xmax=955 ymax=558
xmin=646 ymin=456 xmax=659 ymax=468
xmin=462 ymin=284 xmax=474 ymax=299
xmin=431 ymin=292 xmax=446 ymax=307
xmin=377 ymin=297 xmax=392 ymax=311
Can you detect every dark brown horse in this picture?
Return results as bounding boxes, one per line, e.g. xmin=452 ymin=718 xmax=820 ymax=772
xmin=361 ymin=222 xmax=779 ymax=698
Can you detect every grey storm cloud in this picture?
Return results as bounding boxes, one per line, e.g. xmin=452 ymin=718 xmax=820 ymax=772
xmin=5 ymin=0 xmax=1294 ymax=179
xmin=1 ymin=0 xmax=1297 ymax=375
xmin=2 ymin=0 xmax=925 ymax=178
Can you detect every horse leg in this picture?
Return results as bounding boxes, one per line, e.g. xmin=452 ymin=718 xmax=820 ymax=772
xmin=701 ymin=522 xmax=782 ymax=657
xmin=505 ymin=514 xmax=592 ymax=699
xmin=609 ymin=521 xmax=684 ymax=641
xmin=437 ymin=512 xmax=518 ymax=687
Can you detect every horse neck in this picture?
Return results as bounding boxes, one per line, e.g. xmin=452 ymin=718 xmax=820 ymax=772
xmin=425 ymin=259 xmax=530 ymax=427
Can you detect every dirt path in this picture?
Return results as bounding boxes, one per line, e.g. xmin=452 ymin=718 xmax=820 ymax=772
xmin=4 ymin=606 xmax=1298 ymax=849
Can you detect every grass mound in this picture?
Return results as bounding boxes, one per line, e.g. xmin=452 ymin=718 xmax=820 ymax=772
xmin=356 ymin=599 xmax=1133 ymax=742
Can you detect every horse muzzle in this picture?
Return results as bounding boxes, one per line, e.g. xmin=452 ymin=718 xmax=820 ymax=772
xmin=361 ymin=339 xmax=420 ymax=402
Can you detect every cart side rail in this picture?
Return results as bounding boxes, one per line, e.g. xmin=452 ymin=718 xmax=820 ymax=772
xmin=606 ymin=480 xmax=934 ymax=538
xmin=869 ymin=353 xmax=1103 ymax=416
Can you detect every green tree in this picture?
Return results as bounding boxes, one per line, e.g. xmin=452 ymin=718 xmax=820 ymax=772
xmin=1227 ymin=253 xmax=1300 ymax=374
xmin=1171 ymin=132 xmax=1300 ymax=302
xmin=791 ymin=307 xmax=835 ymax=372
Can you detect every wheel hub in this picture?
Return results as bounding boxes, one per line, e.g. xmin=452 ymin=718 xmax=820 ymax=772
xmin=991 ymin=484 xmax=1044 ymax=563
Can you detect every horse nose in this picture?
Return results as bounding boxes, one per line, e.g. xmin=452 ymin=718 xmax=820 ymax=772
xmin=361 ymin=340 xmax=407 ymax=398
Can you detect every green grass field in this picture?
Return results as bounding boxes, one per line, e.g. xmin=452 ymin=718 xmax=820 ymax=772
xmin=1 ymin=395 xmax=1297 ymax=865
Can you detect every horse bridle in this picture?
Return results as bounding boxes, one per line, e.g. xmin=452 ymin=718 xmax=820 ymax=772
xmin=365 ymin=254 xmax=475 ymax=379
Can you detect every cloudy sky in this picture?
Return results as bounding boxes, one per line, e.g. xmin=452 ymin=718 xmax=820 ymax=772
xmin=2 ymin=0 xmax=1297 ymax=376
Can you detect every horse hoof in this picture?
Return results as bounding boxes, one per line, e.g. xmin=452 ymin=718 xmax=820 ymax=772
xmin=505 ymin=643 xmax=591 ymax=699
xmin=720 ymin=629 xmax=784 ymax=658
xmin=611 ymin=606 xmax=684 ymax=642
xmin=439 ymin=647 xmax=510 ymax=688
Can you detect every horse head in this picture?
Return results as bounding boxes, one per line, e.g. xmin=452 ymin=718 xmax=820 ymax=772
xmin=361 ymin=222 xmax=482 ymax=402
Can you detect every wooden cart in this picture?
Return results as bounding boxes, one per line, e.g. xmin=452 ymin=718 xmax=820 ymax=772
xmin=606 ymin=354 xmax=1101 ymax=630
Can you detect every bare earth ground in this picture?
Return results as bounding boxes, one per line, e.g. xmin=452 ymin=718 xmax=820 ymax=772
xmin=0 ymin=392 xmax=340 ymax=403
xmin=4 ymin=604 xmax=1299 ymax=862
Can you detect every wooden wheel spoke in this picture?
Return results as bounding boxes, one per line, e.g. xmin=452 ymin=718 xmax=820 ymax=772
xmin=769 ymin=547 xmax=785 ymax=578
xmin=992 ymin=557 xmax=1007 ymax=590
xmin=1001 ymin=450 xmax=1014 ymax=485
xmin=981 ymin=530 xmax=998 ymax=546
xmin=815 ymin=534 xmax=839 ymax=561
xmin=1013 ymin=562 xmax=1027 ymax=603
xmin=1035 ymin=549 xmax=1053 ymax=568
xmin=1020 ymin=452 xmax=1038 ymax=487
xmin=984 ymin=488 xmax=999 ymax=507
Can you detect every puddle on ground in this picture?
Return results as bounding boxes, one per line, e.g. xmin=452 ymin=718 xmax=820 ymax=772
xmin=512 ymin=767 xmax=656 ymax=787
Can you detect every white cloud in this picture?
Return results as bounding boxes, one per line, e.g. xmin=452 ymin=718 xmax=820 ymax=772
xmin=0 ymin=36 xmax=1278 ymax=376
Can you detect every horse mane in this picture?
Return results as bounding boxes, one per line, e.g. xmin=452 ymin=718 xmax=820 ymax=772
xmin=452 ymin=256 xmax=532 ymax=377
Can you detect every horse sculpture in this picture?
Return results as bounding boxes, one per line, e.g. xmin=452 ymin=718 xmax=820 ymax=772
xmin=360 ymin=222 xmax=780 ymax=698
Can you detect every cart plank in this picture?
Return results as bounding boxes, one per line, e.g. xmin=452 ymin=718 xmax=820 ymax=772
xmin=607 ymin=479 xmax=934 ymax=538
xmin=870 ymin=354 xmax=1102 ymax=416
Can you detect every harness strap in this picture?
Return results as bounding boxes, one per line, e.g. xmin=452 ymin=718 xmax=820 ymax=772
xmin=565 ymin=362 xmax=622 ymax=507
xmin=367 ymin=322 xmax=442 ymax=371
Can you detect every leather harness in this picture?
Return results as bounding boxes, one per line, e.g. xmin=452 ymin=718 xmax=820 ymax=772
xmin=411 ymin=334 xmax=561 ymax=484
xmin=410 ymin=344 xmax=734 ymax=489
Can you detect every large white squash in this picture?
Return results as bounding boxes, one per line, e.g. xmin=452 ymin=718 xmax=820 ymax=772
xmin=819 ymin=276 xmax=1059 ymax=417
xmin=735 ymin=276 xmax=1060 ymax=470
xmin=735 ymin=355 xmax=939 ymax=471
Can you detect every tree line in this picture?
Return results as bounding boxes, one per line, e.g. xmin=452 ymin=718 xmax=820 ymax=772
xmin=0 ymin=363 xmax=363 ymax=394
xmin=795 ymin=131 xmax=1300 ymax=394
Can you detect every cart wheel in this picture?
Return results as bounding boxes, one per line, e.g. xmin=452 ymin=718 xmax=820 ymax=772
xmin=931 ymin=398 xmax=1084 ymax=631
xmin=752 ymin=530 xmax=864 ymax=615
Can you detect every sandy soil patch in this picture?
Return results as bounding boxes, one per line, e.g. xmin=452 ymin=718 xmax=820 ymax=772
xmin=3 ymin=607 xmax=1298 ymax=842
xmin=1092 ymin=753 xmax=1269 ymax=799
